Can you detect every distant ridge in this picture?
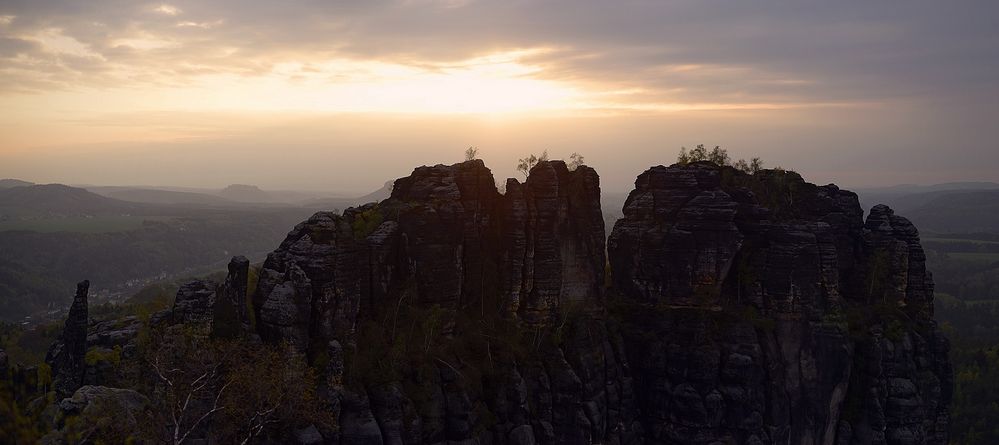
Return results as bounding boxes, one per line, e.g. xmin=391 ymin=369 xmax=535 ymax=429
xmin=218 ymin=184 xmax=274 ymax=203
xmin=98 ymin=187 xmax=237 ymax=206
xmin=905 ymin=189 xmax=999 ymax=233
xmin=858 ymin=181 xmax=999 ymax=195
xmin=0 ymin=178 xmax=34 ymax=189
xmin=0 ymin=184 xmax=137 ymax=216
xmin=302 ymin=180 xmax=393 ymax=209
xmin=855 ymin=181 xmax=999 ymax=234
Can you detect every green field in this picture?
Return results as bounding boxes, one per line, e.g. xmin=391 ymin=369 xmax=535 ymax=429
xmin=0 ymin=216 xmax=151 ymax=233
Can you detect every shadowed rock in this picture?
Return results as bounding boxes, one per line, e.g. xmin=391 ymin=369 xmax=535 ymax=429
xmin=171 ymin=279 xmax=217 ymax=328
xmin=503 ymin=161 xmax=606 ymax=324
xmin=252 ymin=159 xmax=606 ymax=353
xmin=45 ymin=280 xmax=89 ymax=398
xmin=214 ymin=255 xmax=251 ymax=337
xmin=608 ymin=163 xmax=950 ymax=445
xmin=147 ymin=159 xmax=948 ymax=445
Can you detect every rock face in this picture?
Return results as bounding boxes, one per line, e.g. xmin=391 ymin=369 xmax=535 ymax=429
xmin=608 ymin=163 xmax=745 ymax=306
xmin=215 ymin=255 xmax=251 ymax=337
xmin=169 ymin=256 xmax=252 ymax=336
xmin=241 ymin=160 xmax=950 ymax=445
xmin=607 ymin=163 xmax=951 ymax=445
xmin=171 ymin=279 xmax=217 ymax=327
xmin=46 ymin=280 xmax=90 ymax=398
xmin=253 ymin=160 xmax=606 ymax=354
xmin=502 ymin=162 xmax=606 ymax=323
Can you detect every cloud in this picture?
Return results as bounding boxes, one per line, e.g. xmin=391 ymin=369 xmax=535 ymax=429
xmin=154 ymin=4 xmax=181 ymax=16
xmin=176 ymin=19 xmax=223 ymax=29
xmin=0 ymin=0 xmax=996 ymax=112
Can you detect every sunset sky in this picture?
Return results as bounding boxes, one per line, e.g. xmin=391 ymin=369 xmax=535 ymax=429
xmin=1 ymin=1 xmax=997 ymax=193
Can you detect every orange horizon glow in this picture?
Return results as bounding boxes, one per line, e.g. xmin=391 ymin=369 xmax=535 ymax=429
xmin=2 ymin=1 xmax=995 ymax=191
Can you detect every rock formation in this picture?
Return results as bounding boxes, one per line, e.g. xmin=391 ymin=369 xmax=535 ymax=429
xmin=40 ymin=385 xmax=152 ymax=444
xmin=253 ymin=160 xmax=606 ymax=354
xmin=168 ymin=255 xmax=252 ymax=336
xmin=607 ymin=163 xmax=950 ymax=444
xmin=171 ymin=279 xmax=217 ymax=327
xmin=45 ymin=280 xmax=90 ymax=398
xmin=35 ymin=159 xmax=951 ymax=445
xmin=245 ymin=159 xmax=949 ymax=444
xmin=214 ymin=255 xmax=251 ymax=337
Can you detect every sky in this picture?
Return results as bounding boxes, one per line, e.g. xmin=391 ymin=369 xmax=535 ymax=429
xmin=1 ymin=1 xmax=997 ymax=194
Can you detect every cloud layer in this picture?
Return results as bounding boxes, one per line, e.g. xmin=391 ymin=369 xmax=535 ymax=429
xmin=1 ymin=1 xmax=998 ymax=190
xmin=3 ymin=1 xmax=996 ymax=107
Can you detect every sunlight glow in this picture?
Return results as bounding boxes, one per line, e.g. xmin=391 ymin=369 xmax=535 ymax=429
xmin=186 ymin=49 xmax=586 ymax=114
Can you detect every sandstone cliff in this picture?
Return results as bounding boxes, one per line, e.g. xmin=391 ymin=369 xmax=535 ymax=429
xmin=607 ymin=162 xmax=950 ymax=444
xmin=244 ymin=159 xmax=949 ymax=444
xmin=35 ymin=159 xmax=951 ymax=445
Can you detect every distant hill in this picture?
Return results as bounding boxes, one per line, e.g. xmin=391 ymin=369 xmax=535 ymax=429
xmin=218 ymin=184 xmax=274 ymax=203
xmin=0 ymin=184 xmax=138 ymax=217
xmin=0 ymin=179 xmax=34 ymax=189
xmin=303 ymin=180 xmax=394 ymax=210
xmin=857 ymin=181 xmax=999 ymax=211
xmin=94 ymin=187 xmax=238 ymax=206
xmin=855 ymin=182 xmax=999 ymax=234
xmin=904 ymin=190 xmax=999 ymax=234
xmin=860 ymin=181 xmax=999 ymax=195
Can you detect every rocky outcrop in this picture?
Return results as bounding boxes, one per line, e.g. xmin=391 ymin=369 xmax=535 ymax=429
xmin=608 ymin=163 xmax=744 ymax=306
xmin=46 ymin=280 xmax=90 ymax=398
xmin=40 ymin=385 xmax=152 ymax=444
xmin=167 ymin=256 xmax=252 ymax=337
xmin=37 ymin=159 xmax=949 ymax=445
xmin=215 ymin=255 xmax=251 ymax=337
xmin=82 ymin=315 xmax=143 ymax=387
xmin=502 ymin=162 xmax=606 ymax=324
xmin=608 ymin=163 xmax=950 ymax=445
xmin=861 ymin=205 xmax=935 ymax=318
xmin=171 ymin=279 xmax=217 ymax=327
xmin=253 ymin=210 xmax=361 ymax=352
xmin=241 ymin=160 xmax=949 ymax=445
xmin=253 ymin=160 xmax=606 ymax=354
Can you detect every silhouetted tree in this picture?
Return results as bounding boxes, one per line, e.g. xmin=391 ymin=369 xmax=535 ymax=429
xmin=517 ymin=150 xmax=549 ymax=178
xmin=568 ymin=152 xmax=585 ymax=171
xmin=464 ymin=146 xmax=479 ymax=161
xmin=677 ymin=144 xmax=764 ymax=173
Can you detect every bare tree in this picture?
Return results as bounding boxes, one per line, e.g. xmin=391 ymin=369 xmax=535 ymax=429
xmin=138 ymin=328 xmax=330 ymax=444
xmin=464 ymin=146 xmax=479 ymax=161
xmin=216 ymin=341 xmax=327 ymax=445
xmin=568 ymin=152 xmax=585 ymax=171
xmin=516 ymin=150 xmax=549 ymax=178
xmin=147 ymin=330 xmax=232 ymax=445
